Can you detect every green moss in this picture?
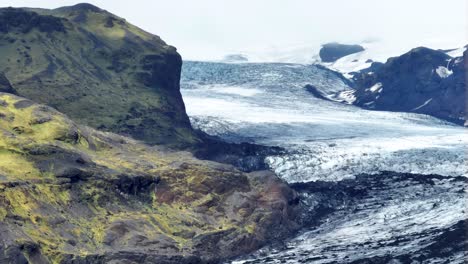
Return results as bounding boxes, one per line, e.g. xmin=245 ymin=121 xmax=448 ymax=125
xmin=244 ymin=224 xmax=256 ymax=234
xmin=0 ymin=207 xmax=7 ymax=221
xmin=0 ymin=151 xmax=38 ymax=180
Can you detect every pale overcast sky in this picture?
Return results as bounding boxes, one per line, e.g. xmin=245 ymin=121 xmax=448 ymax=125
xmin=1 ymin=0 xmax=466 ymax=60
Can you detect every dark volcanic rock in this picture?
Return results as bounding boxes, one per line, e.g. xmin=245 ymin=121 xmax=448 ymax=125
xmin=352 ymin=47 xmax=466 ymax=124
xmin=0 ymin=8 xmax=65 ymax=33
xmin=304 ymin=84 xmax=330 ymax=100
xmin=193 ymin=131 xmax=285 ymax=172
xmin=319 ymin=43 xmax=365 ymax=62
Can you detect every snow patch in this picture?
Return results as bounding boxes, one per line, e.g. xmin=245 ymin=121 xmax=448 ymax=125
xmin=368 ymin=82 xmax=383 ymax=93
xmin=335 ymin=90 xmax=356 ymax=104
xmin=435 ymin=66 xmax=453 ymax=78
xmin=446 ymin=47 xmax=466 ymax=58
xmin=413 ymin=98 xmax=433 ymax=111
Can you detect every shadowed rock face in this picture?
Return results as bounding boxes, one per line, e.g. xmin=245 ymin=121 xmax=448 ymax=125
xmin=193 ymin=131 xmax=286 ymax=173
xmin=0 ymin=92 xmax=301 ymax=263
xmin=0 ymin=5 xmax=197 ymax=146
xmin=352 ymin=47 xmax=466 ymax=124
xmin=0 ymin=73 xmax=16 ymax=94
xmin=319 ymin=43 xmax=365 ymax=62
xmin=0 ymin=8 xmax=66 ymax=33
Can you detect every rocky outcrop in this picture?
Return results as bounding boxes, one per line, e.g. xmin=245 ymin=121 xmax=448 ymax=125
xmin=193 ymin=131 xmax=285 ymax=173
xmin=0 ymin=73 xmax=16 ymax=94
xmin=351 ymin=47 xmax=466 ymax=124
xmin=0 ymin=5 xmax=196 ymax=146
xmin=0 ymin=92 xmax=301 ymax=263
xmin=319 ymin=43 xmax=365 ymax=62
xmin=304 ymin=84 xmax=331 ymax=100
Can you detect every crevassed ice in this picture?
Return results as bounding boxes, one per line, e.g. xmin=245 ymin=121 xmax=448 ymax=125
xmin=182 ymin=62 xmax=468 ymax=183
xmin=182 ymin=61 xmax=468 ymax=264
xmin=182 ymin=63 xmax=468 ymax=182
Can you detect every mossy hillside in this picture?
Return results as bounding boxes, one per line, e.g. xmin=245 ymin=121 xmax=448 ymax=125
xmin=0 ymin=93 xmax=299 ymax=263
xmin=0 ymin=6 xmax=197 ymax=146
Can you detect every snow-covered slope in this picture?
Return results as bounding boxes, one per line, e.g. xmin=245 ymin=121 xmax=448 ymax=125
xmin=318 ymin=41 xmax=417 ymax=77
xmin=218 ymin=40 xmax=466 ymax=78
xmin=318 ymin=42 xmax=466 ymax=78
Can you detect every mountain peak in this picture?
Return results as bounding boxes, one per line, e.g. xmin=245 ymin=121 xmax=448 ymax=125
xmin=319 ymin=42 xmax=365 ymax=62
xmin=55 ymin=3 xmax=103 ymax=13
xmin=408 ymin=46 xmax=438 ymax=54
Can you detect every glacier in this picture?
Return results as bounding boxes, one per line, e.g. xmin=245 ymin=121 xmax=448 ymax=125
xmin=180 ymin=61 xmax=468 ymax=263
xmin=182 ymin=61 xmax=467 ymax=182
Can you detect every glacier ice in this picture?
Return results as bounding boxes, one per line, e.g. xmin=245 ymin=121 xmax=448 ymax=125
xmin=181 ymin=61 xmax=468 ymax=263
xmin=182 ymin=61 xmax=468 ymax=183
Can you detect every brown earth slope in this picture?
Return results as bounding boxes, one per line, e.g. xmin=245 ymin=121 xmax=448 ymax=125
xmin=0 ymin=92 xmax=300 ymax=263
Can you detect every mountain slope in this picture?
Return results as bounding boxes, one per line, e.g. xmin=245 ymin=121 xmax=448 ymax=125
xmin=0 ymin=5 xmax=196 ymax=146
xmin=351 ymin=47 xmax=466 ymax=124
xmin=0 ymin=92 xmax=300 ymax=263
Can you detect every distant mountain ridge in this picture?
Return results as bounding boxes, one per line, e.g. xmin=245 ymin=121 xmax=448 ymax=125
xmin=319 ymin=42 xmax=365 ymax=62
